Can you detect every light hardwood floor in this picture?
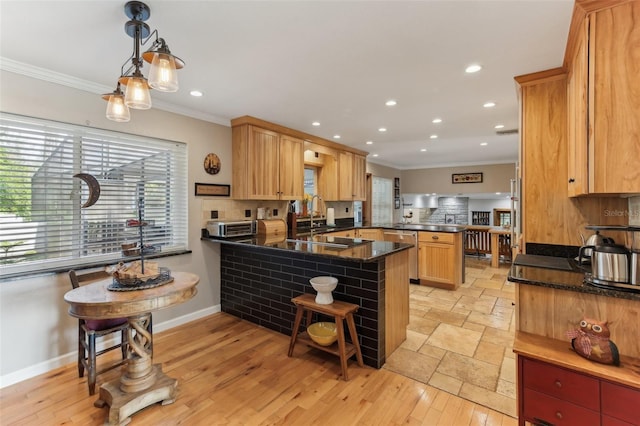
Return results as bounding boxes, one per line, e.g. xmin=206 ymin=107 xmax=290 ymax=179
xmin=1 ymin=311 xmax=518 ymax=425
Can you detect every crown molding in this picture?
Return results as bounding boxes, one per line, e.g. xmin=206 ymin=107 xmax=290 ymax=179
xmin=0 ymin=57 xmax=230 ymax=127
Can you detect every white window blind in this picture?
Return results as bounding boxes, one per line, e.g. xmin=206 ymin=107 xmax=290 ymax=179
xmin=0 ymin=113 xmax=188 ymax=277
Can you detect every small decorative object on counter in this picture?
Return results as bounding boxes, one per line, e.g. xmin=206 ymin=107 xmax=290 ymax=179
xmin=566 ymin=317 xmax=620 ymax=366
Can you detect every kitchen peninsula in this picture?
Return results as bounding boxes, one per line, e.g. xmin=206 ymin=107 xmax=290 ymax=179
xmin=207 ymin=234 xmax=412 ymax=368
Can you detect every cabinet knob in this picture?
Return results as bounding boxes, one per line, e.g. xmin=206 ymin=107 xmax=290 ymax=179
xmin=432 ymin=235 xmax=439 ymax=240
xmin=568 ymin=178 xmax=575 ymax=183
xmin=555 ymin=411 xmax=563 ymax=420
xmin=555 ymin=380 xmax=562 ymax=388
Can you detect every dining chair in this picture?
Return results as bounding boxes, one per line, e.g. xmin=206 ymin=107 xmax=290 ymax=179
xmin=68 ymin=269 xmax=129 ymax=395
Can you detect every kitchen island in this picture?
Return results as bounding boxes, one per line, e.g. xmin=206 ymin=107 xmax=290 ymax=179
xmin=207 ymin=235 xmax=412 ymax=368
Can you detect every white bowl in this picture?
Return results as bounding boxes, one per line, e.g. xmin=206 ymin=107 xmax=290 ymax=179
xmin=309 ymin=276 xmax=338 ymax=304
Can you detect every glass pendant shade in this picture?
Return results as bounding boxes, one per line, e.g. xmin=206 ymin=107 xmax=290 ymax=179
xmin=148 ymin=53 xmax=179 ymax=92
xmin=124 ymin=76 xmax=152 ymax=109
xmin=105 ymin=94 xmax=131 ymax=122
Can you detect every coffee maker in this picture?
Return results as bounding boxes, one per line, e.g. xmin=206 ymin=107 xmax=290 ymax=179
xmin=627 ymin=226 xmax=640 ymax=285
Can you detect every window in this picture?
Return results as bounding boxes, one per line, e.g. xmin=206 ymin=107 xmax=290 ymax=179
xmin=371 ymin=177 xmax=393 ymax=224
xmin=0 ymin=113 xmax=188 ymax=278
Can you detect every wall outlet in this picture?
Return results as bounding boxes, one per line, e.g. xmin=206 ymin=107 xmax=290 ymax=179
xmin=210 ymin=210 xmax=218 ymax=219
xmin=273 ymin=208 xmax=278 ymax=216
xmin=346 ymin=207 xmax=349 ymax=213
xmin=245 ymin=209 xmax=251 ymax=218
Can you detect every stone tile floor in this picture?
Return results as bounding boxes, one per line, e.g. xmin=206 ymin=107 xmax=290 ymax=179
xmin=383 ymin=256 xmax=517 ymax=418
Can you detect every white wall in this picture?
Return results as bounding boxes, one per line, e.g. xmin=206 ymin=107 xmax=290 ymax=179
xmin=0 ymin=71 xmax=231 ymax=385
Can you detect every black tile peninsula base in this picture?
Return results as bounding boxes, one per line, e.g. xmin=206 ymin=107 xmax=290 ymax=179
xmin=220 ymin=244 xmax=388 ymax=368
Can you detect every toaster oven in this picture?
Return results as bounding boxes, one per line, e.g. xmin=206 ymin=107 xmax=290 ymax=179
xmin=206 ymin=220 xmax=256 ymax=238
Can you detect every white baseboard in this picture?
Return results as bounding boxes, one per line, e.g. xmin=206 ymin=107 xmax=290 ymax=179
xmin=0 ymin=304 xmax=221 ymax=389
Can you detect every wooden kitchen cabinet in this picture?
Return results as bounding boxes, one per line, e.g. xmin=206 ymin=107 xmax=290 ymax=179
xmin=357 ymin=228 xmax=382 ymax=240
xmin=515 ymin=335 xmax=640 ymax=426
xmin=338 ymin=151 xmax=366 ymax=201
xmin=417 ymin=231 xmax=462 ymax=290
xmin=324 ymin=229 xmax=356 ymax=239
xmin=566 ymin=1 xmax=640 ymax=195
xmin=232 ymin=124 xmax=304 ymax=200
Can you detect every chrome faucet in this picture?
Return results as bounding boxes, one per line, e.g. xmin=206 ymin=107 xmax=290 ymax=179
xmin=309 ymin=194 xmax=324 ymax=235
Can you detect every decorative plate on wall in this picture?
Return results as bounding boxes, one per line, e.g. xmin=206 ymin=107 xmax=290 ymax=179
xmin=204 ymin=153 xmax=221 ymax=175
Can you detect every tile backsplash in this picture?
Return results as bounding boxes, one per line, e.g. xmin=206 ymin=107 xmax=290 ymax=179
xmin=630 ymin=196 xmax=640 ymax=226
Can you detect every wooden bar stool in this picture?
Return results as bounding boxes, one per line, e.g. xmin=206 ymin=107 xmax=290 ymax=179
xmin=288 ymin=293 xmax=364 ymax=380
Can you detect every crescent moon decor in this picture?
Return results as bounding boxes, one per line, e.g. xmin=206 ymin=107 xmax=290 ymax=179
xmin=73 ymin=173 xmax=101 ymax=208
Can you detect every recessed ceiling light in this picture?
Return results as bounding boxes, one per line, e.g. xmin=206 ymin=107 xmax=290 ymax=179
xmin=465 ymin=64 xmax=482 ymax=73
xmin=366 ymin=141 xmax=373 ymax=145
xmin=378 ymin=127 xmax=387 ymax=132
xmin=190 ymin=90 xmax=203 ymax=97
xmin=432 ymin=118 xmax=442 ymax=124
xmin=480 ymin=142 xmax=488 ymax=146
xmin=385 ymin=100 xmax=397 ymax=106
xmin=333 ymin=135 xmax=341 ymax=139
xmin=420 ymin=148 xmax=427 ymax=152
xmin=372 ymin=153 xmax=379 ymax=157
xmin=494 ymin=124 xmax=505 ymax=129
xmin=430 ymin=134 xmax=438 ymax=139
xmin=312 ymin=121 xmax=320 ymax=126
xmin=483 ymin=102 xmax=496 ymax=108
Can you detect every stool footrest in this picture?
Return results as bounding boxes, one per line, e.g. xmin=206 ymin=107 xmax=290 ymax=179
xmin=295 ymin=332 xmax=357 ymax=359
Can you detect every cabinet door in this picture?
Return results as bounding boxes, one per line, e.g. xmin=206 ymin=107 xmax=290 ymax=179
xmin=357 ymin=228 xmax=382 ymax=240
xmin=278 ymin=134 xmax=304 ymax=200
xmin=248 ymin=126 xmax=280 ymax=200
xmin=590 ymin=2 xmax=640 ymax=193
xmin=353 ymin=154 xmax=366 ymax=201
xmin=318 ymin=153 xmax=339 ymax=201
xmin=600 ymin=381 xmax=640 ymax=425
xmin=338 ymin=151 xmax=354 ymax=200
xmin=567 ymin=17 xmax=589 ymax=196
xmin=418 ymin=242 xmax=455 ymax=285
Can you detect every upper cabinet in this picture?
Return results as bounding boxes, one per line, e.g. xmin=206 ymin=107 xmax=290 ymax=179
xmin=232 ymin=124 xmax=304 ymax=200
xmin=566 ymin=1 xmax=640 ymax=195
xmin=338 ymin=151 xmax=366 ymax=201
xmin=232 ymin=116 xmax=369 ymax=201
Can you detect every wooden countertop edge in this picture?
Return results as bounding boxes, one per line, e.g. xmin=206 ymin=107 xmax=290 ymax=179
xmin=514 ymin=331 xmax=640 ymax=389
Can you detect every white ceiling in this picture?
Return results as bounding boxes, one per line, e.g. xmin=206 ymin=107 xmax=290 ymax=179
xmin=0 ymin=0 xmax=574 ymax=170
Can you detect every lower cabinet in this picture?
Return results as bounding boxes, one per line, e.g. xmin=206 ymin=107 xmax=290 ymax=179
xmin=324 ymin=229 xmax=356 ymax=239
xmin=417 ymin=231 xmax=462 ymax=290
xmin=357 ymin=228 xmax=383 ymax=240
xmin=518 ymin=356 xmax=640 ymax=426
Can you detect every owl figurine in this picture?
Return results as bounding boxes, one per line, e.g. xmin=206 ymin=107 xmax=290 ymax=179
xmin=567 ymin=318 xmax=620 ymax=366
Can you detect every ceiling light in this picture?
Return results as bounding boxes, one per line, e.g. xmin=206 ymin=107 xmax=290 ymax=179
xmin=312 ymin=121 xmax=320 ymax=126
xmin=333 ymin=135 xmax=341 ymax=139
xmin=366 ymin=141 xmax=373 ymax=145
xmin=430 ymin=134 xmax=438 ymax=139
xmin=102 ymin=82 xmax=130 ymax=122
xmin=378 ymin=127 xmax=387 ymax=132
xmin=104 ymin=1 xmax=185 ymax=121
xmin=190 ymin=90 xmax=203 ymax=97
xmin=494 ymin=124 xmax=504 ymax=129
xmin=385 ymin=100 xmax=397 ymax=106
xmin=480 ymin=142 xmax=488 ymax=146
xmin=372 ymin=154 xmax=379 ymax=157
xmin=465 ymin=64 xmax=482 ymax=73
xmin=483 ymin=102 xmax=496 ymax=108
xmin=420 ymin=148 xmax=427 ymax=152
xmin=432 ymin=118 xmax=442 ymax=124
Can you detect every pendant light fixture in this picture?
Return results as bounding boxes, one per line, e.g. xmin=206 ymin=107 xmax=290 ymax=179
xmin=103 ymin=1 xmax=185 ymax=121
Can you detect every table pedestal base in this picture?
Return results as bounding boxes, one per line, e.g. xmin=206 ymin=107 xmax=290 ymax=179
xmin=94 ymin=365 xmax=177 ymax=426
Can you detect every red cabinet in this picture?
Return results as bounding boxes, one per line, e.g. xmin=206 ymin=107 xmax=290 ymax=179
xmin=518 ymin=356 xmax=640 ymax=426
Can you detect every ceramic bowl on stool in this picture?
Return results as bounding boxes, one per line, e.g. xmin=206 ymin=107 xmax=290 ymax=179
xmin=307 ymin=322 xmax=337 ymax=346
xmin=309 ymin=276 xmax=338 ymax=304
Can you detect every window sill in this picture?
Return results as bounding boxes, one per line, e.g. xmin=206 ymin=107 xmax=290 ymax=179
xmin=0 ymin=250 xmax=193 ymax=282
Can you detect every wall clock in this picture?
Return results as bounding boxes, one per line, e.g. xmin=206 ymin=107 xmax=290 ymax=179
xmin=204 ymin=153 xmax=221 ymax=175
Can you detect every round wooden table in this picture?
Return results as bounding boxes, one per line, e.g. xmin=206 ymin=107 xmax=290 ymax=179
xmin=64 ymin=271 xmax=199 ymax=426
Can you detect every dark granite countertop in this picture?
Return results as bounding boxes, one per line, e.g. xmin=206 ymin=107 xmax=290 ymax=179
xmin=508 ymin=254 xmax=640 ymax=302
xmin=369 ymin=223 xmax=466 ymax=233
xmin=203 ymin=234 xmax=412 ymax=262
